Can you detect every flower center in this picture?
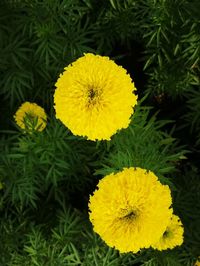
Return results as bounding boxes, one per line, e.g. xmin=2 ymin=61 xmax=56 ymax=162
xmin=163 ymin=229 xmax=170 ymax=238
xmin=88 ymin=88 xmax=96 ymax=100
xmin=123 ymin=211 xmax=136 ymax=220
xmin=86 ymin=85 xmax=102 ymax=107
xmin=119 ymin=208 xmax=137 ymax=222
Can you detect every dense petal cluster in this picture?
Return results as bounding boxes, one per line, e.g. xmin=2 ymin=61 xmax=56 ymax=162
xmin=54 ymin=53 xmax=137 ymax=141
xmin=89 ymin=167 xmax=173 ymax=253
xmin=152 ymin=214 xmax=184 ymax=250
xmin=14 ymin=102 xmax=47 ymax=132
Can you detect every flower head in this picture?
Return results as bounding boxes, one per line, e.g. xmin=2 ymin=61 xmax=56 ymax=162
xmin=152 ymin=214 xmax=184 ymax=250
xmin=54 ymin=53 xmax=137 ymax=141
xmin=89 ymin=167 xmax=172 ymax=253
xmin=14 ymin=102 xmax=47 ymax=132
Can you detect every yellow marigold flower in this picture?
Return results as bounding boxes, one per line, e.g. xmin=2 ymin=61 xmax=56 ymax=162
xmin=152 ymin=214 xmax=184 ymax=250
xmin=54 ymin=53 xmax=137 ymax=141
xmin=88 ymin=167 xmax=172 ymax=253
xmin=14 ymin=102 xmax=47 ymax=132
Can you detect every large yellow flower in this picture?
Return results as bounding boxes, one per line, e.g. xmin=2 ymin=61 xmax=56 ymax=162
xmin=151 ymin=214 xmax=184 ymax=250
xmin=14 ymin=102 xmax=47 ymax=132
xmin=54 ymin=53 xmax=137 ymax=141
xmin=89 ymin=167 xmax=172 ymax=253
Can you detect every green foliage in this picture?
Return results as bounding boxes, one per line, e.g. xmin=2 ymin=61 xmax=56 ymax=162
xmin=0 ymin=0 xmax=200 ymax=265
xmin=142 ymin=0 xmax=200 ymax=98
xmin=96 ymin=103 xmax=186 ymax=187
xmin=184 ymin=88 xmax=200 ymax=146
xmin=0 ymin=119 xmax=98 ymax=208
xmin=0 ymin=207 xmax=30 ymax=265
xmin=173 ymin=165 xmax=200 ymax=255
xmin=6 ymin=206 xmax=83 ymax=266
xmin=0 ymin=205 xmax=139 ymax=266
